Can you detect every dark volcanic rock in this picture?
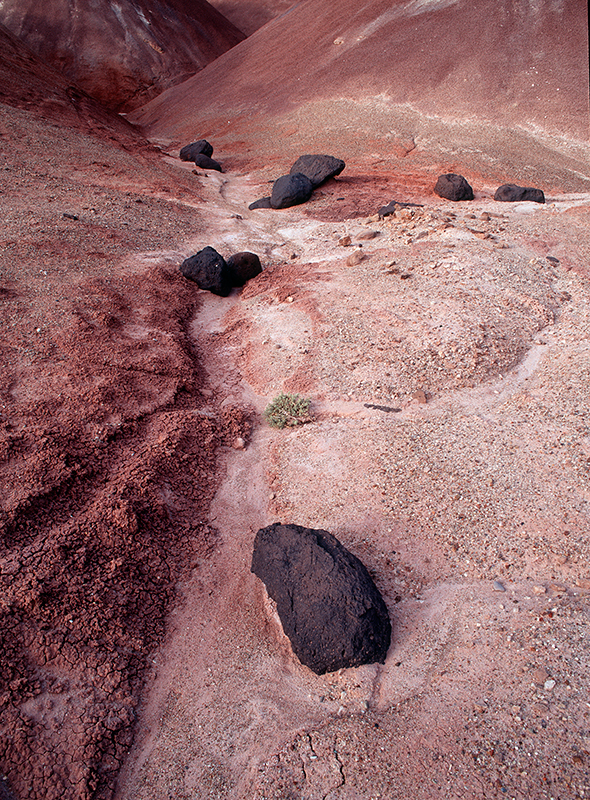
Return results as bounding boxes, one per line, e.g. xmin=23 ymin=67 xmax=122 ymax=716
xmin=290 ymin=154 xmax=345 ymax=187
xmin=249 ymin=196 xmax=272 ymax=210
xmin=192 ymin=153 xmax=222 ymax=172
xmin=180 ymin=139 xmax=214 ymax=161
xmin=270 ymin=173 xmax=314 ymax=209
xmin=180 ymin=246 xmax=232 ymax=296
xmin=494 ymin=184 xmax=545 ymax=203
xmin=434 ymin=173 xmax=474 ymax=201
xmin=226 ymin=252 xmax=262 ymax=286
xmin=251 ymin=522 xmax=392 ymax=674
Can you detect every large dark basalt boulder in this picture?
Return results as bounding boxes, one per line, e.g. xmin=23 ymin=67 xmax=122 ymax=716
xmin=226 ymin=252 xmax=262 ymax=286
xmin=434 ymin=173 xmax=474 ymax=201
xmin=270 ymin=173 xmax=314 ymax=209
xmin=290 ymin=154 xmax=345 ymax=187
xmin=180 ymin=246 xmax=232 ymax=296
xmin=494 ymin=184 xmax=545 ymax=203
xmin=251 ymin=523 xmax=392 ymax=674
xmin=180 ymin=140 xmax=214 ymax=161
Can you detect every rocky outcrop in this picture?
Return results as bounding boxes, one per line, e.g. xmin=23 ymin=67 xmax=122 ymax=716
xmin=251 ymin=523 xmax=392 ymax=675
xmin=434 ymin=173 xmax=474 ymax=202
xmin=494 ymin=184 xmax=545 ymax=203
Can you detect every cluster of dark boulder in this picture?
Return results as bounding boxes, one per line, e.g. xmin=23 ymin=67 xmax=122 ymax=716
xmin=249 ymin=154 xmax=345 ymax=210
xmin=179 ymin=139 xmax=222 ymax=172
xmin=433 ymin=172 xmax=545 ymax=203
xmin=251 ymin=523 xmax=392 ymax=674
xmin=180 ymin=247 xmax=261 ymax=296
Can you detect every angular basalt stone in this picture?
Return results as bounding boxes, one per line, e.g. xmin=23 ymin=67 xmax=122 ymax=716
xmin=434 ymin=173 xmax=474 ymax=201
xmin=251 ymin=523 xmax=392 ymax=675
xmin=290 ymin=154 xmax=345 ymax=187
xmin=192 ymin=153 xmax=222 ymax=172
xmin=179 ymin=139 xmax=214 ymax=161
xmin=180 ymin=246 xmax=232 ymax=296
xmin=494 ymin=184 xmax=545 ymax=203
xmin=226 ymin=252 xmax=262 ymax=286
xmin=270 ymin=173 xmax=314 ymax=209
xmin=248 ymin=196 xmax=272 ymax=210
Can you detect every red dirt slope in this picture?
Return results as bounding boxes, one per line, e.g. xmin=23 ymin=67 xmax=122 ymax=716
xmin=0 ymin=0 xmax=245 ymax=112
xmin=0 ymin=24 xmax=251 ymax=800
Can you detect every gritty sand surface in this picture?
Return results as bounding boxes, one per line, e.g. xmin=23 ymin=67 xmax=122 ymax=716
xmin=1 ymin=44 xmax=590 ymax=797
xmin=113 ymin=164 xmax=590 ymax=799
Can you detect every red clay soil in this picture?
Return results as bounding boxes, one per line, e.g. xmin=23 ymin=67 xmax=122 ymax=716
xmin=0 ymin=0 xmax=245 ymax=112
xmin=0 ymin=32 xmax=252 ymax=800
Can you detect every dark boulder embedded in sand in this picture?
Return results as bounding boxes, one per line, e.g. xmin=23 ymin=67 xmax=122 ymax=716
xmin=192 ymin=153 xmax=222 ymax=172
xmin=226 ymin=252 xmax=262 ymax=286
xmin=180 ymin=246 xmax=232 ymax=296
xmin=434 ymin=173 xmax=474 ymax=201
xmin=270 ymin=173 xmax=314 ymax=209
xmin=249 ymin=196 xmax=272 ymax=210
xmin=494 ymin=184 xmax=545 ymax=203
xmin=290 ymin=154 xmax=345 ymax=187
xmin=180 ymin=139 xmax=214 ymax=161
xmin=251 ymin=522 xmax=392 ymax=675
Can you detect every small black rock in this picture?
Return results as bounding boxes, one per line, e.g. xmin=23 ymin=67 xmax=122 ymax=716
xmin=290 ymin=154 xmax=345 ymax=187
xmin=180 ymin=246 xmax=232 ymax=296
xmin=249 ymin=197 xmax=272 ymax=210
xmin=251 ymin=523 xmax=392 ymax=675
xmin=494 ymin=184 xmax=545 ymax=203
xmin=192 ymin=154 xmax=222 ymax=172
xmin=179 ymin=140 xmax=213 ymax=161
xmin=226 ymin=252 xmax=262 ymax=286
xmin=434 ymin=173 xmax=474 ymax=201
xmin=270 ymin=173 xmax=314 ymax=209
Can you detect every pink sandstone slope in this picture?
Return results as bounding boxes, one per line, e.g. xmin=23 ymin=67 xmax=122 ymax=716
xmin=129 ymin=0 xmax=589 ymax=190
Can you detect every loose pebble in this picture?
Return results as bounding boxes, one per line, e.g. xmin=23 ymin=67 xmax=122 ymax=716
xmin=493 ymin=580 xmax=506 ymax=592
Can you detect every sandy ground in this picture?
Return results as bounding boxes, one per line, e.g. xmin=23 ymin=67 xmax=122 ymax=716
xmin=112 ymin=164 xmax=590 ymax=799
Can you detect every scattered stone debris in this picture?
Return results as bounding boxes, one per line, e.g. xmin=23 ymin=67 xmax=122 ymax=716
xmin=346 ymin=249 xmax=365 ymax=266
xmin=434 ymin=173 xmax=474 ymax=201
xmin=378 ymin=199 xmax=424 ymax=218
xmin=179 ymin=139 xmax=213 ymax=161
xmin=494 ymin=184 xmax=545 ymax=203
xmin=289 ymin=154 xmax=345 ymax=187
xmin=251 ymin=523 xmax=392 ymax=674
xmin=180 ymin=246 xmax=261 ymax=295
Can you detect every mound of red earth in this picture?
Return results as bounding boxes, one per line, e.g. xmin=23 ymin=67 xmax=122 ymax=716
xmin=0 ymin=0 xmax=245 ymax=112
xmin=130 ymin=0 xmax=589 ymax=192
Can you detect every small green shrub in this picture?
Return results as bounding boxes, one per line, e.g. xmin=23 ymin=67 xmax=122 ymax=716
xmin=264 ymin=393 xmax=312 ymax=429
